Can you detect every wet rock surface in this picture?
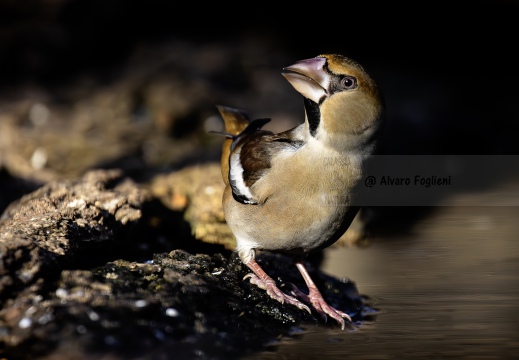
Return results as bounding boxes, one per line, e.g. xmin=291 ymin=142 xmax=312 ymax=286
xmin=3 ymin=249 xmax=368 ymax=360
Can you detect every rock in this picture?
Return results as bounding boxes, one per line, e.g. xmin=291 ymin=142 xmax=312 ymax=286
xmin=1 ymin=249 xmax=368 ymax=360
xmin=148 ymin=163 xmax=235 ymax=250
xmin=0 ymin=169 xmax=146 ymax=350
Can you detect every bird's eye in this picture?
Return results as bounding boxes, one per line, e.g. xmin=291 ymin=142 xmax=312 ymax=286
xmin=340 ymin=76 xmax=357 ymax=90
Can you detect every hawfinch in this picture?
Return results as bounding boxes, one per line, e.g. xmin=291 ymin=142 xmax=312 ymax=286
xmin=214 ymin=54 xmax=384 ymax=329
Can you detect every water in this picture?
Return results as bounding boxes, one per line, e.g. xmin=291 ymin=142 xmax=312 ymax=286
xmin=246 ymin=206 xmax=519 ymax=359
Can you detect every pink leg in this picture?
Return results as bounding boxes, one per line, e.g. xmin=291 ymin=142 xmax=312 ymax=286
xmin=244 ymin=259 xmax=311 ymax=314
xmin=294 ymin=261 xmax=351 ymax=330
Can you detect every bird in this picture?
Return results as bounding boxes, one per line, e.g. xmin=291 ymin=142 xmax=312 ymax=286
xmin=213 ymin=54 xmax=384 ymax=329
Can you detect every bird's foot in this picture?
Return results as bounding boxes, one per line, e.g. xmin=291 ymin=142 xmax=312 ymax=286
xmin=288 ymin=283 xmax=352 ymax=330
xmin=244 ymin=273 xmax=311 ymax=314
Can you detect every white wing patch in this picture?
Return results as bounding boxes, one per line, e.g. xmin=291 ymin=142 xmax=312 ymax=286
xmin=229 ymin=146 xmax=256 ymax=204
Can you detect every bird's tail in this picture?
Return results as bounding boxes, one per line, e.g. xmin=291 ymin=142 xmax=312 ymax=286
xmin=216 ymin=105 xmax=251 ymax=135
xmin=211 ymin=106 xmax=250 ymax=184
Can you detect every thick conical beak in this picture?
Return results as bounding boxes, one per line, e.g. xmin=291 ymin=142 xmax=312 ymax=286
xmin=281 ymin=57 xmax=329 ymax=103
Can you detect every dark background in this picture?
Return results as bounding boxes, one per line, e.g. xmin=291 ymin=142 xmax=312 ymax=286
xmin=1 ymin=0 xmax=517 ymax=156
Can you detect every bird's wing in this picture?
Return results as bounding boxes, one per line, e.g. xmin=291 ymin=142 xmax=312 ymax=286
xmin=228 ymin=122 xmax=302 ymax=205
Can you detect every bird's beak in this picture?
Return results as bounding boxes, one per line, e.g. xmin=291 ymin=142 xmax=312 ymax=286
xmin=282 ymin=57 xmax=329 ymax=104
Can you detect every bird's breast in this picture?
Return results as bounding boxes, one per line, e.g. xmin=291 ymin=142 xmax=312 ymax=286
xmin=223 ymin=147 xmax=364 ymax=254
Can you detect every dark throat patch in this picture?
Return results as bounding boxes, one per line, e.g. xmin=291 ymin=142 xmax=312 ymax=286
xmin=304 ymin=97 xmax=321 ymax=137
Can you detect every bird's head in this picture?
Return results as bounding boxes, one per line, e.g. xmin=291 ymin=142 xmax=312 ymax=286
xmin=282 ymin=54 xmax=384 ymax=153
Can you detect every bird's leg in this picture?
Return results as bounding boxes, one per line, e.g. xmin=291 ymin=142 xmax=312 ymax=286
xmin=294 ymin=261 xmax=351 ymax=330
xmin=243 ymin=259 xmax=311 ymax=314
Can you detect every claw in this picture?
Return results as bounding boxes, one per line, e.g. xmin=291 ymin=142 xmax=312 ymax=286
xmin=295 ymin=261 xmax=353 ymax=329
xmin=243 ymin=263 xmax=311 ymax=314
